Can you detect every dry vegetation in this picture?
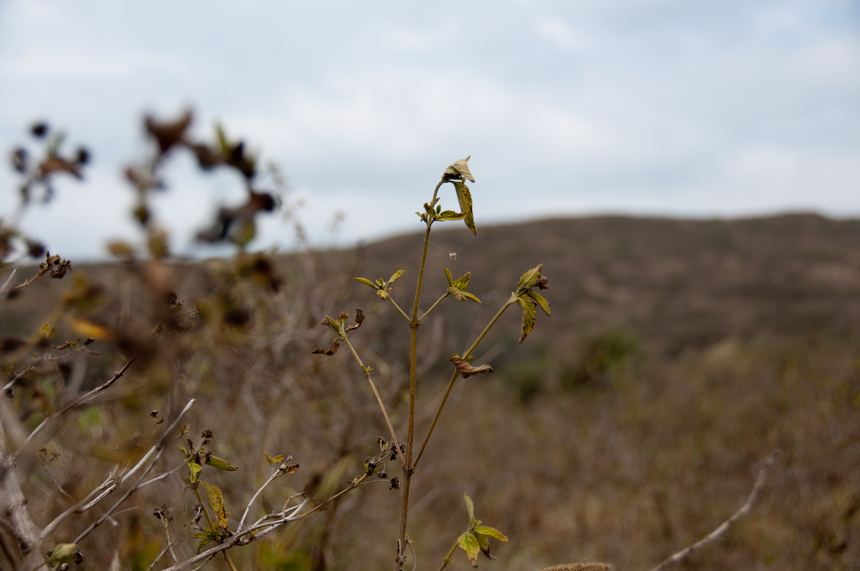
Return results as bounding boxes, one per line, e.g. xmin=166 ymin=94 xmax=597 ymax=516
xmin=1 ymin=113 xmax=858 ymax=570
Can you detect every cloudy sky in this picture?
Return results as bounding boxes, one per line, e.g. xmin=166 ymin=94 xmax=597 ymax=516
xmin=1 ymin=0 xmax=858 ymax=258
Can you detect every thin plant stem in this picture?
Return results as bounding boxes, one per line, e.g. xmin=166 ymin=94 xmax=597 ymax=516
xmin=414 ymin=296 xmax=515 ymax=469
xmin=419 ymin=292 xmax=449 ymax=322
xmin=438 ymin=539 xmax=458 ymax=570
xmin=341 ymin=333 xmax=408 ymax=470
xmin=387 ymin=297 xmax=411 ymax=322
xmin=397 ymin=177 xmax=445 ymax=569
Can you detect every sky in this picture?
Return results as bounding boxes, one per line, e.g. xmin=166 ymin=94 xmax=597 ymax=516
xmin=1 ymin=0 xmax=859 ymax=259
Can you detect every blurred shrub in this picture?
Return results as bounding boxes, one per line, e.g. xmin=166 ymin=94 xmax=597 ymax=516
xmin=560 ymin=330 xmax=638 ymax=390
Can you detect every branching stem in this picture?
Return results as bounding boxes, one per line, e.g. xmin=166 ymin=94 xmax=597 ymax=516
xmin=419 ymin=292 xmax=449 ymax=322
xmin=414 ymin=296 xmax=515 ymax=468
xmin=341 ymin=333 xmax=408 ymax=471
xmin=396 ymin=177 xmax=445 ymax=570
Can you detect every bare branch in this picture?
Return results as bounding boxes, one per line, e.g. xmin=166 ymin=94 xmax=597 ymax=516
xmin=22 ymin=357 xmax=135 ymax=454
xmin=237 ymin=463 xmax=293 ymax=533
xmin=40 ymin=399 xmax=194 ymax=540
xmin=340 ymin=333 xmax=407 ymax=470
xmin=646 ymin=452 xmax=778 ymax=571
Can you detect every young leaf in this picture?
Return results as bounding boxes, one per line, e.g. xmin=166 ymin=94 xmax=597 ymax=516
xmin=458 ymin=531 xmax=481 ymax=566
xmin=206 ymin=454 xmax=238 ymax=471
xmin=464 ymin=492 xmax=476 ymax=523
xmin=451 ymin=355 xmax=494 ymax=378
xmin=516 ymin=295 xmax=537 ymax=343
xmin=187 ymin=460 xmax=202 ymax=484
xmin=474 ymin=525 xmax=509 ymax=543
xmin=453 ymin=180 xmax=477 ymax=235
xmin=437 ymin=210 xmax=465 ymax=221
xmin=475 ymin=531 xmax=491 ymax=558
xmin=264 ymin=451 xmax=285 ymax=465
xmin=47 ymin=543 xmax=81 ymax=565
xmin=354 ymin=277 xmax=378 ymax=290
xmin=388 ymin=269 xmax=405 ymax=284
xmin=202 ymin=481 xmax=229 ymax=530
xmin=527 ymin=290 xmax=551 ymax=316
xmin=462 ymin=291 xmax=482 ymax=303
xmin=516 ymin=264 xmax=543 ymax=292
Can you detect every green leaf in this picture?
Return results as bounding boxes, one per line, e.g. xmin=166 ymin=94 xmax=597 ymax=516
xmin=516 ymin=264 xmax=543 ymax=291
xmin=202 ymin=481 xmax=229 ymax=530
xmin=354 ymin=277 xmax=378 ymax=290
xmin=462 ymin=291 xmax=482 ymax=304
xmin=437 ymin=210 xmax=465 ymax=221
xmin=388 ymin=269 xmax=406 ymax=284
xmin=527 ymin=290 xmax=551 ymax=316
xmin=265 ymin=451 xmax=285 ymax=465
xmin=458 ymin=531 xmax=481 ymax=566
xmin=453 ymin=180 xmax=477 ymax=235
xmin=47 ymin=543 xmax=80 ymax=565
xmin=194 ymin=528 xmax=221 ymax=552
xmin=187 ymin=460 xmax=202 ymax=484
xmin=452 ymin=271 xmax=471 ymax=290
xmin=443 ymin=268 xmax=455 ymax=285
xmin=516 ymin=295 xmax=537 ymax=343
xmin=206 ymin=454 xmax=239 ymax=471
xmin=475 ymin=525 xmax=509 ymax=542
xmin=464 ymin=492 xmax=476 ymax=523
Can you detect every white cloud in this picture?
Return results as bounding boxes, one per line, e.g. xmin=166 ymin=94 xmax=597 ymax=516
xmin=0 ymin=0 xmax=858 ymax=258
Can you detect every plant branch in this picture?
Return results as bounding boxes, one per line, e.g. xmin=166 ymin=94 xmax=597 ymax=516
xmin=21 ymin=357 xmax=135 ymax=455
xmin=387 ymin=297 xmax=411 ymax=322
xmin=397 ymin=177 xmax=446 ymax=569
xmin=237 ymin=463 xmax=293 ymax=533
xmin=414 ymin=296 xmax=515 ymax=469
xmin=161 ymin=477 xmax=382 ymax=571
xmin=341 ymin=333 xmax=408 ymax=470
xmin=41 ymin=399 xmax=193 ymax=540
xmin=646 ymin=452 xmax=778 ymax=571
xmin=419 ymin=292 xmax=449 ymax=322
xmin=438 ymin=539 xmax=458 ymax=570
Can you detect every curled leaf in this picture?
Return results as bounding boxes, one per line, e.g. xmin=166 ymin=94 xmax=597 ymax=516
xmin=451 ymin=355 xmax=494 ymax=378
xmin=458 ymin=531 xmax=481 ymax=566
xmin=345 ymin=308 xmax=365 ymax=332
xmin=312 ymin=338 xmax=341 ymax=356
xmin=445 ymin=155 xmax=476 ymax=182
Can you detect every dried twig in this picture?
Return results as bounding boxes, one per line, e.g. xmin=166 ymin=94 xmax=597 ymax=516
xmin=21 ymin=357 xmax=135 ymax=454
xmin=40 ymin=399 xmax=194 ymax=540
xmin=646 ymin=452 xmax=778 ymax=571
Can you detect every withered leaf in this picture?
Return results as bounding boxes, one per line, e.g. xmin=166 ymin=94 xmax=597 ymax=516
xmin=450 ymin=355 xmax=494 ymax=378
xmin=444 ymin=155 xmax=476 ymax=182
xmin=313 ymin=338 xmax=341 ymax=356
